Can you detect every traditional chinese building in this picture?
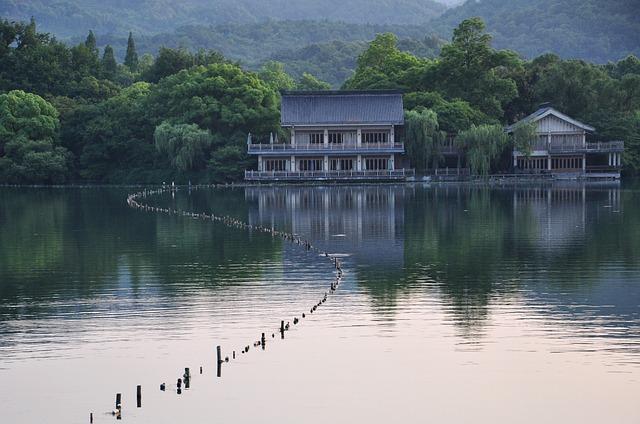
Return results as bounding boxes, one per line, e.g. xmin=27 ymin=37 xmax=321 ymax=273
xmin=245 ymin=90 xmax=414 ymax=181
xmin=507 ymin=104 xmax=624 ymax=179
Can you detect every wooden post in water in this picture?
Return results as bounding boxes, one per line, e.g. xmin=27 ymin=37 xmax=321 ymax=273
xmin=280 ymin=320 xmax=285 ymax=339
xmin=217 ymin=345 xmax=222 ymax=377
xmin=115 ymin=393 xmax=121 ymax=409
xmin=136 ymin=385 xmax=142 ymax=408
xmin=90 ymin=412 xmax=93 ymax=423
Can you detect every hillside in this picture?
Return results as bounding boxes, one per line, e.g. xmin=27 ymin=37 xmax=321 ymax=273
xmin=435 ymin=0 xmax=640 ymax=62
xmin=0 ymin=0 xmax=446 ymax=37
xmin=84 ymin=20 xmax=442 ymax=86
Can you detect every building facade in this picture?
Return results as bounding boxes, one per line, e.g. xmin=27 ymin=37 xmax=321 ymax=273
xmin=245 ymin=90 xmax=414 ymax=181
xmin=507 ymin=105 xmax=624 ymax=179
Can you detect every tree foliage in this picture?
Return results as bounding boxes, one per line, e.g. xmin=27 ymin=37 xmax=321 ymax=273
xmin=511 ymin=121 xmax=538 ymax=157
xmin=0 ymin=90 xmax=69 ymax=183
xmin=455 ymin=124 xmax=508 ymax=176
xmin=154 ymin=122 xmax=213 ymax=172
xmin=404 ymin=108 xmax=445 ymax=171
xmin=296 ymin=73 xmax=331 ymax=91
xmin=124 ymin=32 xmax=139 ymax=72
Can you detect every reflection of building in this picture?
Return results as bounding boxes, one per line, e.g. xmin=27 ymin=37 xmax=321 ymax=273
xmin=512 ymin=183 xmax=621 ymax=249
xmin=245 ymin=186 xmax=409 ymax=269
xmin=506 ymin=105 xmax=624 ymax=178
xmin=245 ymin=91 xmax=414 ymax=181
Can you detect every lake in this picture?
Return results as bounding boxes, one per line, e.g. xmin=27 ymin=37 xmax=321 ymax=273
xmin=1 ymin=183 xmax=639 ymax=423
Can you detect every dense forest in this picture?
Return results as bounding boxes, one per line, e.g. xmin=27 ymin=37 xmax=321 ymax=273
xmin=435 ymin=0 xmax=640 ymax=63
xmin=0 ymin=0 xmax=446 ymax=36
xmin=3 ymin=0 xmax=639 ymax=65
xmin=84 ymin=21 xmax=444 ymax=86
xmin=0 ymin=17 xmax=639 ymax=184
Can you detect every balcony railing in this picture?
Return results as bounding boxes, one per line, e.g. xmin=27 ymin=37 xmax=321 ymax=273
xmin=247 ymin=142 xmax=404 ymax=153
xmin=548 ymin=140 xmax=625 ymax=153
xmin=586 ymin=141 xmax=624 ymax=152
xmin=245 ymin=169 xmax=415 ymax=181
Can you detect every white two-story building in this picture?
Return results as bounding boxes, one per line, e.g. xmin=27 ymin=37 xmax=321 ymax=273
xmin=507 ymin=104 xmax=624 ymax=178
xmin=245 ymin=90 xmax=414 ymax=181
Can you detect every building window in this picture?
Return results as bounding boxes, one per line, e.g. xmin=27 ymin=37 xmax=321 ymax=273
xmin=330 ymin=158 xmax=354 ymax=171
xmin=299 ymin=159 xmax=323 ymax=171
xmin=309 ymin=132 xmax=324 ymax=144
xmin=551 ymin=157 xmax=582 ymax=170
xmin=265 ymin=159 xmax=286 ymax=171
xmin=362 ymin=131 xmax=389 ymax=144
xmin=364 ymin=158 xmax=388 ymax=170
xmin=328 ymin=132 xmax=343 ymax=144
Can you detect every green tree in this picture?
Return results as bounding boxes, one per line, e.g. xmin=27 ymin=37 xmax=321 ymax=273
xmin=208 ymin=144 xmax=249 ymax=182
xmin=101 ymin=45 xmax=117 ymax=80
xmin=124 ymin=32 xmax=139 ymax=72
xmin=84 ymin=30 xmax=98 ymax=57
xmin=404 ymin=91 xmax=493 ymax=133
xmin=435 ymin=18 xmax=520 ymax=118
xmin=343 ymin=33 xmax=424 ymax=90
xmin=259 ymin=61 xmax=295 ymax=92
xmin=511 ymin=120 xmax=538 ymax=157
xmin=149 ymin=62 xmax=279 ymax=139
xmin=70 ymin=82 xmax=156 ymax=182
xmin=154 ymin=122 xmax=213 ymax=172
xmin=0 ymin=90 xmax=69 ymax=183
xmin=404 ymin=108 xmax=445 ymax=171
xmin=455 ymin=124 xmax=508 ymax=176
xmin=296 ymin=72 xmax=331 ymax=90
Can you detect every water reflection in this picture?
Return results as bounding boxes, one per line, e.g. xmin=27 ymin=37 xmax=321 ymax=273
xmin=245 ymin=183 xmax=640 ymax=344
xmin=1 ymin=184 xmax=640 ymax=424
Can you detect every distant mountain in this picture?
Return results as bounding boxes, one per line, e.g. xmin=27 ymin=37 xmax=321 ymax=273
xmin=0 ymin=0 xmax=446 ymax=37
xmin=435 ymin=0 xmax=640 ymax=62
xmin=85 ymin=20 xmax=441 ymax=87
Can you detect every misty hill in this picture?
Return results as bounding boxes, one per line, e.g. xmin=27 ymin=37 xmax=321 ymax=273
xmin=0 ymin=0 xmax=446 ymax=37
xmin=85 ymin=20 xmax=442 ymax=86
xmin=436 ymin=0 xmax=640 ymax=62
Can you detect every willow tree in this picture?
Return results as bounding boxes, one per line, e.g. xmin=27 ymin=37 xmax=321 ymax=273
xmin=404 ymin=108 xmax=446 ymax=172
xmin=154 ymin=122 xmax=213 ymax=172
xmin=455 ymin=124 xmax=508 ymax=176
xmin=511 ymin=120 xmax=538 ymax=157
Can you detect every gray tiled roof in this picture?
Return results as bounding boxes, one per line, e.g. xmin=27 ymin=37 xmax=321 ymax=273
xmin=281 ymin=90 xmax=404 ymax=126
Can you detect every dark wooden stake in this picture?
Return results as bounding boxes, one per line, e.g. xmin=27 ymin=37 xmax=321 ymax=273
xmin=115 ymin=393 xmax=121 ymax=409
xmin=136 ymin=385 xmax=142 ymax=408
xmin=217 ymin=345 xmax=222 ymax=377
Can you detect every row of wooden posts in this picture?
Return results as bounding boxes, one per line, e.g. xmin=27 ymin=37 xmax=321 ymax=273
xmin=94 ymin=185 xmax=344 ymax=422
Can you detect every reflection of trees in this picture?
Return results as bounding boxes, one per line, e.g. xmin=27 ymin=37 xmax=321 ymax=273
xmin=404 ymin=186 xmax=518 ymax=333
xmin=404 ymin=184 xmax=640 ymax=334
xmin=0 ymin=187 xmax=281 ymax=321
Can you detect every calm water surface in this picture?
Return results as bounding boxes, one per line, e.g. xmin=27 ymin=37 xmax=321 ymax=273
xmin=1 ymin=183 xmax=639 ymax=423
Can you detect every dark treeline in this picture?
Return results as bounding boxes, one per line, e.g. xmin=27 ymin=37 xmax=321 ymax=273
xmin=0 ymin=17 xmax=639 ymax=184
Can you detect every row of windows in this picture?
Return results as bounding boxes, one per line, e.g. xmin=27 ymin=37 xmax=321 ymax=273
xmin=263 ymin=157 xmax=392 ymax=171
xmin=298 ymin=159 xmax=323 ymax=171
xmin=300 ymin=131 xmax=389 ymax=144
xmin=264 ymin=159 xmax=286 ymax=171
xmin=552 ymin=157 xmax=583 ymax=169
xmin=329 ymin=158 xmax=354 ymax=171
xmin=364 ymin=158 xmax=389 ymax=170
xmin=516 ymin=157 xmax=584 ymax=170
xmin=362 ymin=132 xmax=388 ymax=144
xmin=517 ymin=158 xmax=547 ymax=170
